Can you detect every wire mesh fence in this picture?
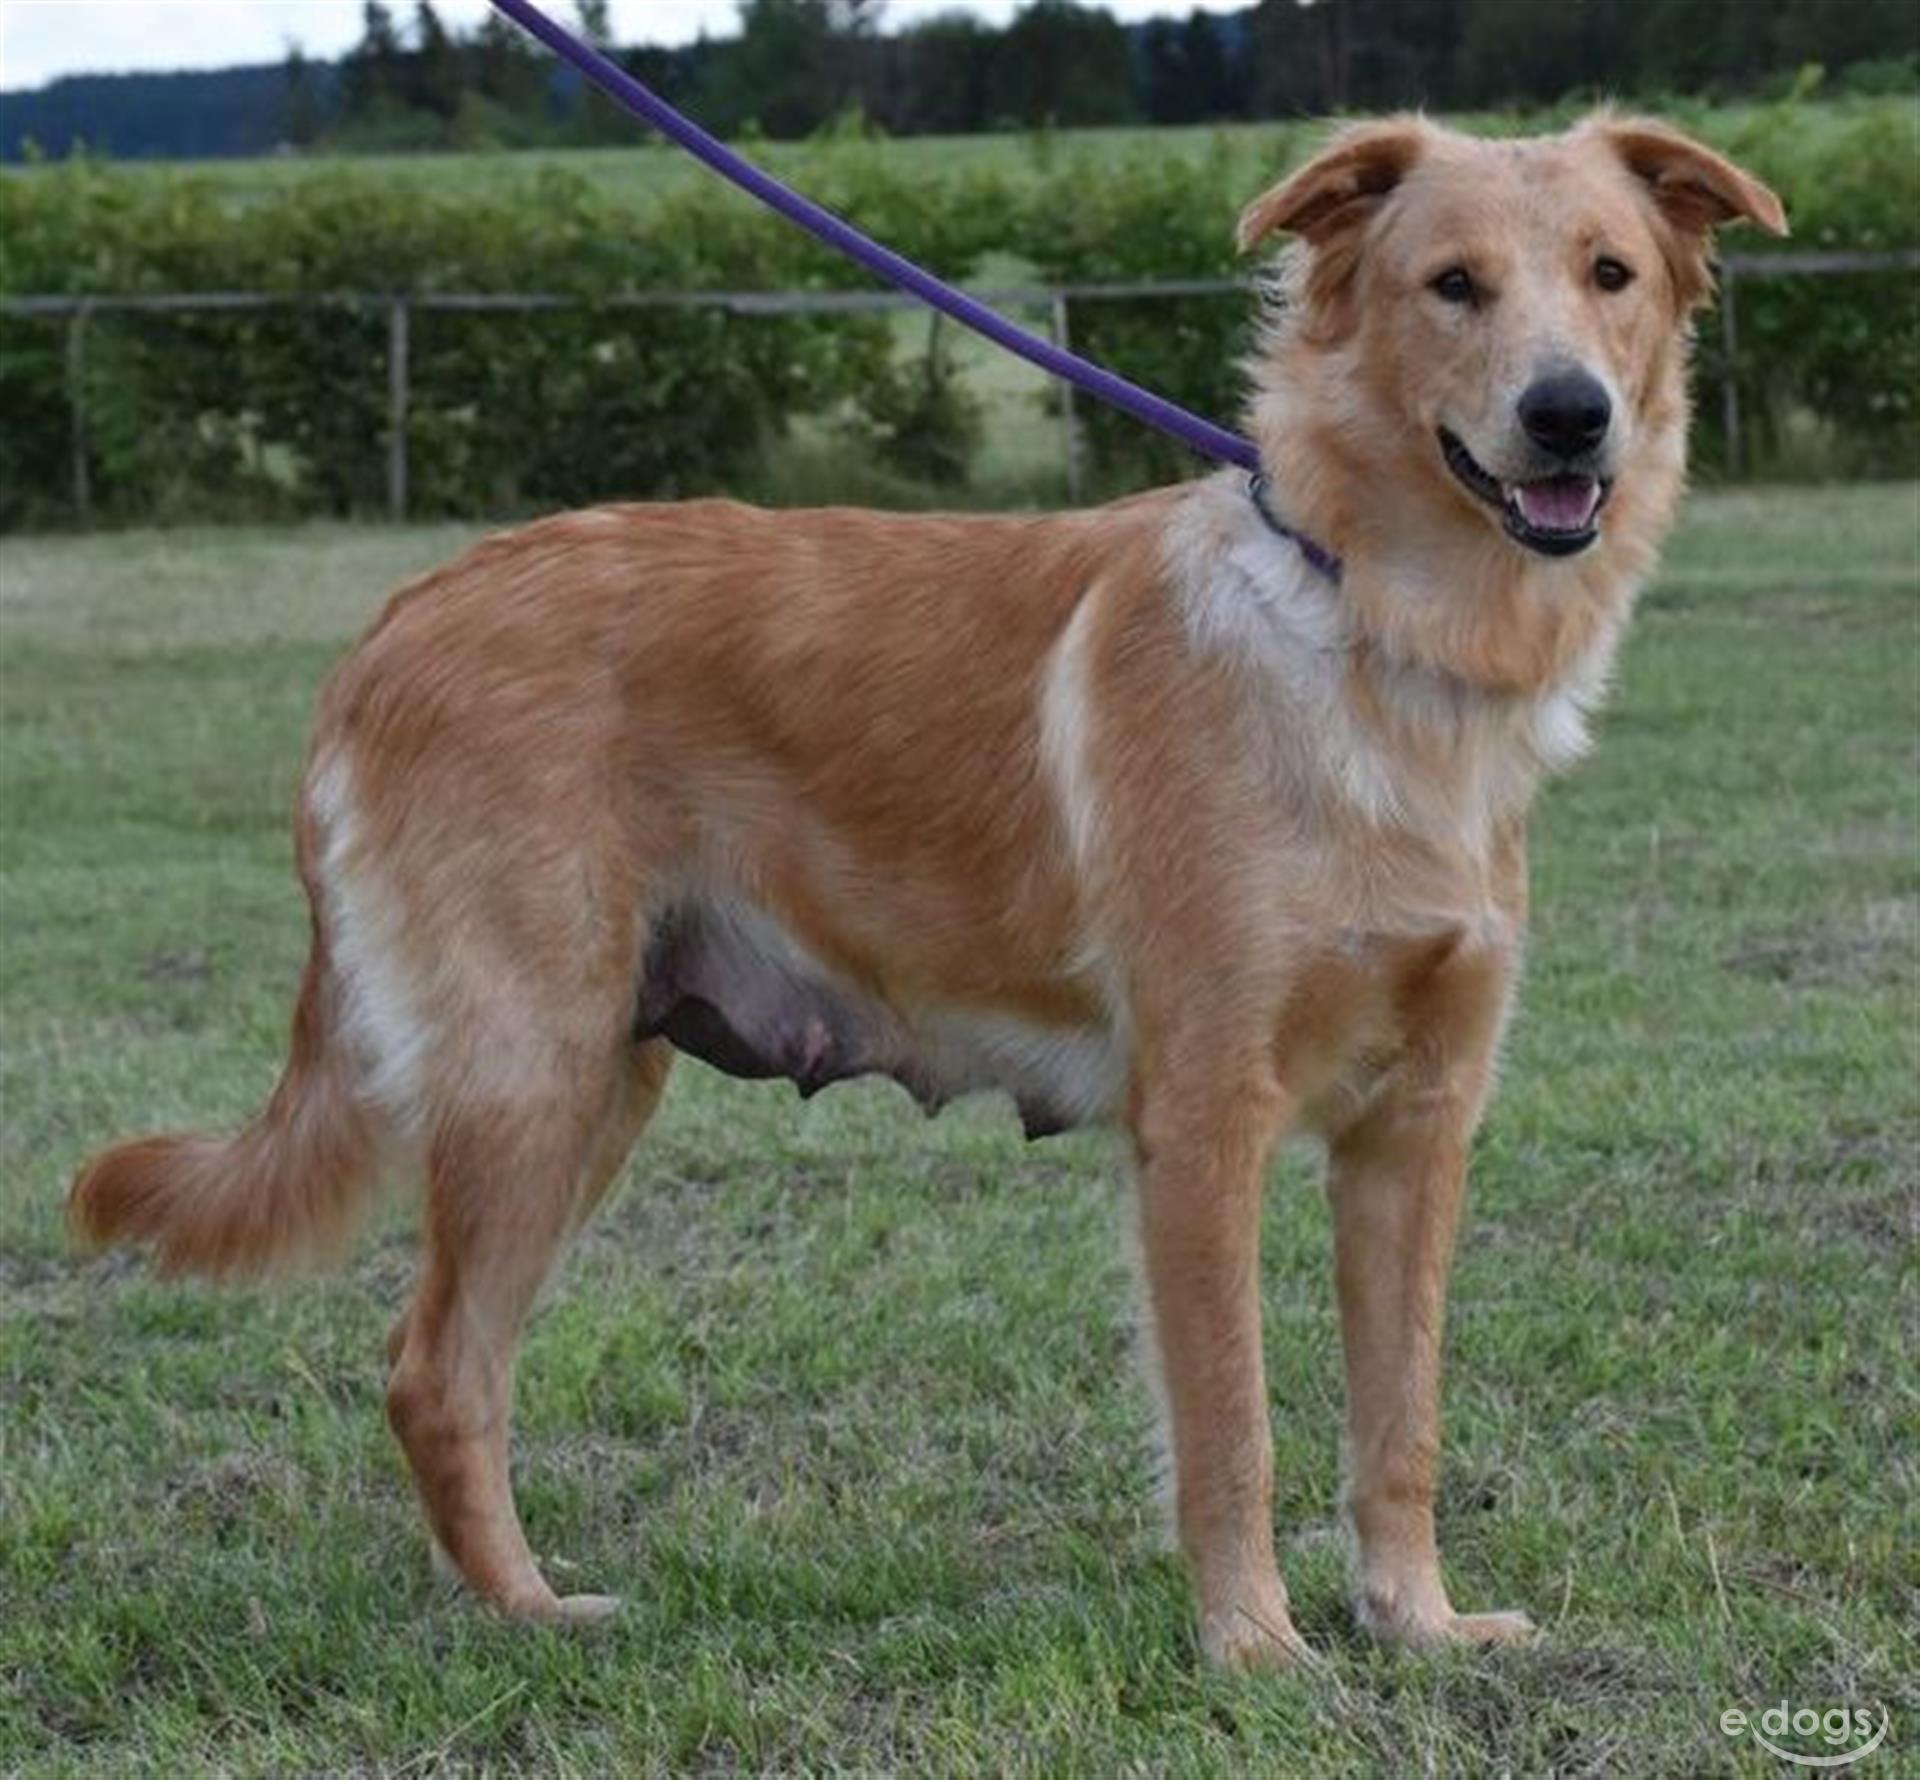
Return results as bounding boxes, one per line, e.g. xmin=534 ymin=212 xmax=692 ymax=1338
xmin=5 ymin=250 xmax=1913 ymax=520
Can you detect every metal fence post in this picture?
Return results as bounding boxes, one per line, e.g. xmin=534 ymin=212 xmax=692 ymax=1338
xmin=1718 ymin=266 xmax=1741 ymax=480
xmin=387 ymin=295 xmax=410 ymax=521
xmin=1049 ymin=291 xmax=1083 ymax=504
xmin=66 ymin=302 xmax=92 ymax=517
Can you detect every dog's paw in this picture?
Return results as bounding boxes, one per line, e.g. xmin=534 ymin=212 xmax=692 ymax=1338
xmin=429 ymin=1539 xmax=622 ymax=1627
xmin=1200 ymin=1605 xmax=1317 ymax=1673
xmin=1365 ymin=1602 xmax=1538 ymax=1652
xmin=1435 ymin=1608 xmax=1536 ymax=1647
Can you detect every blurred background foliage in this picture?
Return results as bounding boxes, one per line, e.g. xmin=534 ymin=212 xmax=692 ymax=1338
xmin=0 ymin=0 xmax=1914 ymax=526
xmin=2 ymin=90 xmax=1913 ymax=527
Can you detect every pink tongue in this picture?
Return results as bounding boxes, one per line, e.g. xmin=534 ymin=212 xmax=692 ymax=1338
xmin=1514 ymin=477 xmax=1599 ymax=532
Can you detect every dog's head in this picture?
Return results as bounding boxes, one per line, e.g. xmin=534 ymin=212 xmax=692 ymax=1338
xmin=1240 ymin=113 xmax=1785 ymax=565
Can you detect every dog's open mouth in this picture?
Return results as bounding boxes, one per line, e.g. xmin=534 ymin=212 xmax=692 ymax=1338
xmin=1439 ymin=428 xmax=1609 ymax=558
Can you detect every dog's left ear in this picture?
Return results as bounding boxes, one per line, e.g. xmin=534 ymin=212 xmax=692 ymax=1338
xmin=1592 ymin=116 xmax=1788 ymax=240
xmin=1236 ymin=118 xmax=1430 ymax=254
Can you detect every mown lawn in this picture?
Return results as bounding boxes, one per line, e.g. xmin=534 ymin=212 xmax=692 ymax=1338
xmin=1 ymin=485 xmax=1915 ymax=1775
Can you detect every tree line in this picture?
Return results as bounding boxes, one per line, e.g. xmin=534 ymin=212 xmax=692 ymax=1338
xmin=315 ymin=0 xmax=1913 ymax=150
xmin=2 ymin=0 xmax=1910 ymax=164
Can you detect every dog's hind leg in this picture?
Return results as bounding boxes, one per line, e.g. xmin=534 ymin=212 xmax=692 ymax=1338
xmin=385 ymin=1036 xmax=673 ymax=1621
xmin=382 ymin=1040 xmax=672 ymax=1372
xmin=573 ymin=1038 xmax=675 ymax=1234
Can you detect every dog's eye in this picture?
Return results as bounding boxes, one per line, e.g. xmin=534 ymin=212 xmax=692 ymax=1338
xmin=1429 ymin=267 xmax=1478 ymax=306
xmin=1594 ymin=256 xmax=1635 ymax=293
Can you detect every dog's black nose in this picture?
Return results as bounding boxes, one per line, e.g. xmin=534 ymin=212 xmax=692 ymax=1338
xmin=1518 ymin=370 xmax=1612 ymax=459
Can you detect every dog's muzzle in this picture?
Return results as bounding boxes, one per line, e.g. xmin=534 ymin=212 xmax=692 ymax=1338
xmin=1438 ymin=428 xmax=1611 ymax=559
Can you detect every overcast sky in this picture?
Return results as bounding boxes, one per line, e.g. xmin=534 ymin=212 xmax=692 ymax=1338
xmin=0 ymin=1 xmax=1246 ymax=91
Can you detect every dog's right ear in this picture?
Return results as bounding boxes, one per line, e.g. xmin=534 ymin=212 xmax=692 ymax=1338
xmin=1236 ymin=118 xmax=1430 ymax=254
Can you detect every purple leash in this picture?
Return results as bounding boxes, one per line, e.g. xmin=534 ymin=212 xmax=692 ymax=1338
xmin=487 ymin=0 xmax=1341 ymax=582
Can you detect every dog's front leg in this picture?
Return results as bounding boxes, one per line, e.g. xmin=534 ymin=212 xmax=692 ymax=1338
xmin=1326 ymin=942 xmax=1536 ymax=1650
xmin=1132 ymin=1051 xmax=1306 ymax=1670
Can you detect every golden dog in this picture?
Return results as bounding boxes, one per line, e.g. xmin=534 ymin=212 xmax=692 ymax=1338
xmin=73 ymin=113 xmax=1783 ymax=1668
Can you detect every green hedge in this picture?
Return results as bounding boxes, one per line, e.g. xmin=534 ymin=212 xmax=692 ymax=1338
xmin=1 ymin=99 xmax=1912 ymax=527
xmin=0 ymin=161 xmax=940 ymax=525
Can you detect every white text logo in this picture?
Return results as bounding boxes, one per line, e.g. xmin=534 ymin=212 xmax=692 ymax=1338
xmin=1720 ymin=1703 xmax=1890 ymax=1768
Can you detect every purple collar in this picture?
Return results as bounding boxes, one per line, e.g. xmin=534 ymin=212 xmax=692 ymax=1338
xmin=1247 ymin=472 xmax=1343 ymax=584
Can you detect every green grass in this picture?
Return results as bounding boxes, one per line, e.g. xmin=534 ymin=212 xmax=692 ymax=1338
xmin=2 ymin=485 xmax=1916 ymax=1774
xmin=11 ymin=97 xmax=1898 ymax=212
xmin=8 ymin=123 xmax=1293 ymax=210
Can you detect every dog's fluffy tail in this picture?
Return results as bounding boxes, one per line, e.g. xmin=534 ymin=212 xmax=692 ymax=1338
xmin=70 ymin=933 xmax=381 ymax=1280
